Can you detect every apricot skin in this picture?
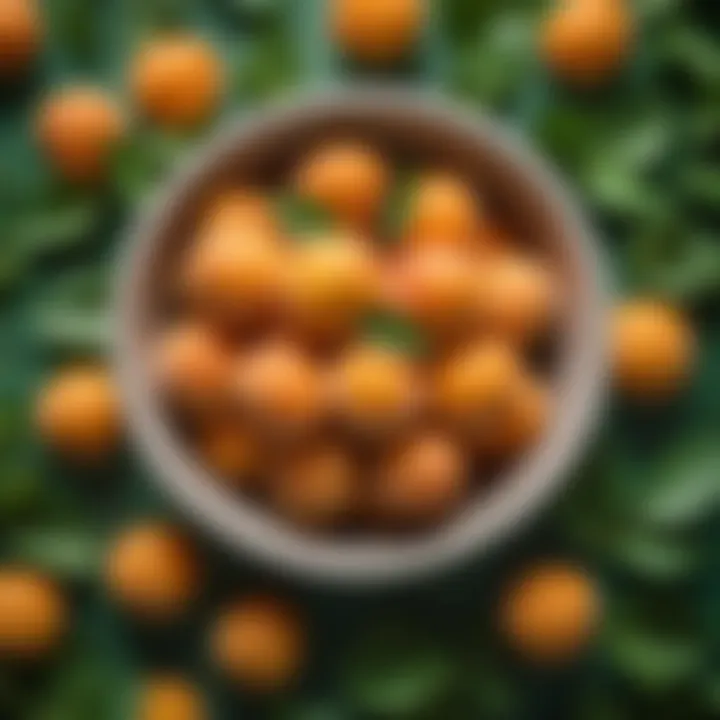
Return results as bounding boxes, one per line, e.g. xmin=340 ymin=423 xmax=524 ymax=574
xmin=131 ymin=36 xmax=224 ymax=128
xmin=612 ymin=300 xmax=695 ymax=401
xmin=211 ymin=596 xmax=306 ymax=692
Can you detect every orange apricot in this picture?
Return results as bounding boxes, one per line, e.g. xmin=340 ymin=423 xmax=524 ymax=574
xmin=131 ymin=35 xmax=224 ymax=128
xmin=36 ymin=86 xmax=124 ymax=182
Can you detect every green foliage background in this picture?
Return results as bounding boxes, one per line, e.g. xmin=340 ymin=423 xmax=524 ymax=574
xmin=0 ymin=0 xmax=718 ymax=718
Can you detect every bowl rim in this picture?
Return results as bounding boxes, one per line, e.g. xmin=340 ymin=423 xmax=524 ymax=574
xmin=114 ymin=87 xmax=609 ymax=587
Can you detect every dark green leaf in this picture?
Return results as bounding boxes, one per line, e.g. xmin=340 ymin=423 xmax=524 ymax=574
xmin=9 ymin=526 xmax=105 ymax=581
xmin=343 ymin=626 xmax=455 ymax=718
xmin=627 ymin=230 xmax=720 ymax=302
xmin=0 ymin=465 xmax=45 ymax=522
xmin=603 ymin=617 xmax=704 ymax=692
xmin=643 ymin=439 xmax=720 ymax=528
xmin=274 ymin=699 xmax=347 ymax=720
xmin=9 ymin=196 xmax=103 ymax=260
xmin=680 ymin=164 xmax=720 ymax=208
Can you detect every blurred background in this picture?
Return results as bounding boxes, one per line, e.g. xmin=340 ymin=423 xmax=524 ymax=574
xmin=0 ymin=1 xmax=718 ymax=718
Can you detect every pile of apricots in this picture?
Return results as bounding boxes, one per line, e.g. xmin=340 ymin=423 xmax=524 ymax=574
xmin=149 ymin=140 xmax=559 ymax=534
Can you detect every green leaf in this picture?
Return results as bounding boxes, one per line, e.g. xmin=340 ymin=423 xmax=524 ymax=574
xmin=463 ymin=656 xmax=518 ymax=719
xmin=343 ymin=626 xmax=455 ymax=718
xmin=0 ymin=465 xmax=45 ymax=522
xmin=277 ymin=194 xmax=336 ymax=237
xmin=9 ymin=526 xmax=105 ymax=581
xmin=9 ymin=195 xmax=103 ymax=260
xmin=381 ymin=173 xmax=417 ymax=241
xmin=452 ymin=13 xmax=537 ymax=107
xmin=233 ymin=31 xmax=298 ymax=100
xmin=112 ymin=131 xmax=191 ymax=207
xmin=50 ymin=0 xmax=100 ymax=66
xmin=362 ymin=312 xmax=428 ymax=358
xmin=274 ymin=699 xmax=346 ymax=720
xmin=30 ymin=652 xmax=126 ymax=720
xmin=680 ymin=164 xmax=720 ymax=208
xmin=627 ymin=230 xmax=720 ymax=303
xmin=603 ymin=617 xmax=704 ymax=692
xmin=643 ymin=439 xmax=720 ymax=528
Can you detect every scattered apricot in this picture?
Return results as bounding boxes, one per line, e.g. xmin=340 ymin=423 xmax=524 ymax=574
xmin=131 ymin=35 xmax=224 ymax=128
xmin=286 ymin=234 xmax=379 ymax=340
xmin=331 ymin=344 xmax=418 ymax=435
xmin=501 ymin=562 xmax=600 ymax=663
xmin=374 ymin=432 xmax=466 ymax=525
xmin=332 ymin=0 xmax=426 ymax=64
xmin=0 ymin=0 xmax=41 ymax=77
xmin=612 ymin=300 xmax=696 ymax=400
xmin=36 ymin=365 xmax=121 ymax=461
xmin=273 ymin=444 xmax=358 ymax=528
xmin=541 ymin=0 xmax=633 ymax=86
xmin=295 ymin=141 xmax=389 ymax=224
xmin=0 ymin=569 xmax=66 ymax=659
xmin=36 ymin=86 xmax=124 ymax=182
xmin=138 ymin=676 xmax=206 ymax=720
xmin=236 ymin=343 xmax=324 ymax=436
xmin=436 ymin=341 xmax=521 ymax=433
xmin=406 ymin=174 xmax=481 ymax=248
xmin=106 ymin=523 xmax=200 ymax=620
xmin=154 ymin=323 xmax=233 ymax=411
xmin=477 ymin=254 xmax=558 ymax=345
xmin=211 ymin=595 xmax=305 ymax=692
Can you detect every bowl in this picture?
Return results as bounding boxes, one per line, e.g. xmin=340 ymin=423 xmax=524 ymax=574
xmin=114 ymin=88 xmax=608 ymax=586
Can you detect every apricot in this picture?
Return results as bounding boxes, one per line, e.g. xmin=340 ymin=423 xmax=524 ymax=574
xmin=196 ymin=421 xmax=263 ymax=488
xmin=153 ymin=323 xmax=233 ymax=410
xmin=436 ymin=341 xmax=521 ymax=432
xmin=0 ymin=569 xmax=66 ymax=659
xmin=105 ymin=523 xmax=200 ymax=620
xmin=330 ymin=344 xmax=418 ymax=435
xmin=0 ymin=0 xmax=41 ymax=77
xmin=211 ymin=595 xmax=305 ymax=692
xmin=36 ymin=86 xmax=124 ymax=182
xmin=236 ymin=343 xmax=324 ymax=436
xmin=477 ymin=254 xmax=558 ymax=345
xmin=286 ymin=234 xmax=379 ymax=340
xmin=612 ymin=300 xmax=695 ymax=400
xmin=374 ymin=433 xmax=467 ymax=525
xmin=541 ymin=0 xmax=633 ymax=86
xmin=332 ymin=0 xmax=426 ymax=64
xmin=480 ymin=375 xmax=551 ymax=458
xmin=273 ymin=444 xmax=358 ymax=528
xmin=198 ymin=190 xmax=278 ymax=247
xmin=400 ymin=247 xmax=477 ymax=336
xmin=294 ymin=141 xmax=389 ymax=224
xmin=182 ymin=232 xmax=284 ymax=323
xmin=36 ymin=365 xmax=121 ymax=461
xmin=138 ymin=676 xmax=206 ymax=720
xmin=406 ymin=174 xmax=481 ymax=248
xmin=501 ymin=562 xmax=600 ymax=663
xmin=131 ymin=35 xmax=224 ymax=128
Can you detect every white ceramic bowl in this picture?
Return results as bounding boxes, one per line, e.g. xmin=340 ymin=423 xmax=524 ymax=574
xmin=115 ymin=89 xmax=608 ymax=586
